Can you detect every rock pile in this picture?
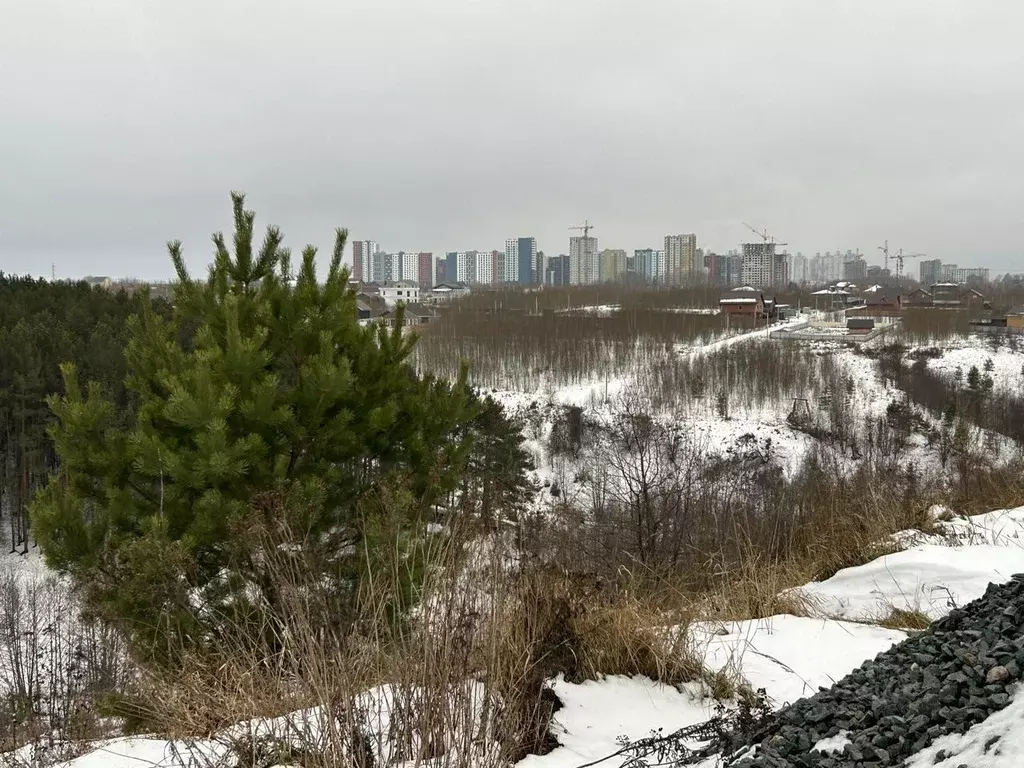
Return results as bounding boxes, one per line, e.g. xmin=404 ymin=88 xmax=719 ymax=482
xmin=723 ymin=574 xmax=1024 ymax=767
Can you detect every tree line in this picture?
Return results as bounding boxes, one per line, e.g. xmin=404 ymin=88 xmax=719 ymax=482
xmin=0 ymin=275 xmax=161 ymax=554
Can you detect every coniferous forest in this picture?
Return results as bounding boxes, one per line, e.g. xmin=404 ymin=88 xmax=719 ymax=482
xmin=0 ymin=276 xmax=162 ymax=554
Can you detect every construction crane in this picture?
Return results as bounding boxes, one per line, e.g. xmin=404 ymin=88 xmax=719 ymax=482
xmin=895 ymin=249 xmax=926 ymax=277
xmin=741 ymin=221 xmax=788 ymax=248
xmin=569 ymin=220 xmax=595 ymax=239
xmin=878 ymin=240 xmax=890 ymax=273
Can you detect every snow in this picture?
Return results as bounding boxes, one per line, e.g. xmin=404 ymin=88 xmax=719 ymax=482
xmin=906 ymin=684 xmax=1024 ymax=768
xmin=940 ymin=507 xmax=1024 ymax=546
xmin=919 ymin=344 xmax=1024 ymax=394
xmin=693 ymin=616 xmax=906 ymax=707
xmin=519 ymin=676 xmax=715 ymax=768
xmin=795 ymin=545 xmax=1024 ymax=621
xmin=813 ymin=730 xmax=852 ymax=754
xmin=556 ymin=304 xmax=620 ymax=316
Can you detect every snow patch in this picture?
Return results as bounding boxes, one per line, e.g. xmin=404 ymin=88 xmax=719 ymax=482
xmin=692 ymin=615 xmax=905 ymax=707
xmin=795 ymin=545 xmax=1024 ymax=621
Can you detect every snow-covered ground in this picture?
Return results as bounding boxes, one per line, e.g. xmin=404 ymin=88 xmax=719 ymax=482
xmin=46 ymin=502 xmax=1024 ymax=768
xmin=15 ymin=320 xmax=1024 ymax=768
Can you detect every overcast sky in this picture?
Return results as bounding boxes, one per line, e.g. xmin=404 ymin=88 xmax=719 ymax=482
xmin=2 ymin=0 xmax=1023 ymax=280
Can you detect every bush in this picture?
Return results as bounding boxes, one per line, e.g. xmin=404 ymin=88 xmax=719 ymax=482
xmin=31 ymin=193 xmax=477 ymax=664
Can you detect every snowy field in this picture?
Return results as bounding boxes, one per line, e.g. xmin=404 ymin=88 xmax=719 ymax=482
xmin=10 ymin=316 xmax=1024 ymax=767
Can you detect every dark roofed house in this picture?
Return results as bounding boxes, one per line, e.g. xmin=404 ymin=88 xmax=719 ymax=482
xmin=863 ymin=292 xmax=902 ymax=311
xmin=847 ymin=318 xmax=875 ymax=334
xmin=931 ymin=283 xmax=985 ymax=307
xmin=430 ymin=282 xmax=471 ymax=302
xmin=906 ymin=288 xmax=933 ymax=307
xmin=356 ymin=293 xmax=387 ymax=326
xmin=381 ymin=302 xmax=437 ymax=328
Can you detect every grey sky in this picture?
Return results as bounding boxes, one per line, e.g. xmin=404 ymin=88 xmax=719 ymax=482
xmin=2 ymin=0 xmax=1023 ymax=280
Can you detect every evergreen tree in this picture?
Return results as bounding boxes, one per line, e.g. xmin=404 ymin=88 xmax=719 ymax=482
xmin=31 ymin=194 xmax=476 ymax=659
xmin=458 ymin=393 xmax=536 ymax=529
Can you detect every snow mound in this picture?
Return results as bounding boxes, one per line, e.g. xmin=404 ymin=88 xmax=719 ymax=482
xmin=795 ymin=544 xmax=1024 ymax=621
xmin=519 ymin=676 xmax=714 ymax=768
xmin=693 ymin=615 xmax=906 ymax=707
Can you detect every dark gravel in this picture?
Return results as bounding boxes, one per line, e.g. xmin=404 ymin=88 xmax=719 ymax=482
xmin=719 ymin=574 xmax=1024 ymax=767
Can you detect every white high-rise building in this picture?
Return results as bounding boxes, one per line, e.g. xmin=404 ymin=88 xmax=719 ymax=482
xmin=503 ymin=239 xmax=519 ymax=283
xmin=569 ymin=236 xmax=599 ymax=284
xmin=456 ymin=251 xmax=477 ymax=284
xmin=398 ymin=252 xmax=418 ymax=283
xmin=476 ymin=251 xmax=494 ymax=284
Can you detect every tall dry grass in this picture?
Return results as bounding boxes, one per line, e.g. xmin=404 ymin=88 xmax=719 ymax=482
xmin=125 ymin=497 xmax=722 ymax=768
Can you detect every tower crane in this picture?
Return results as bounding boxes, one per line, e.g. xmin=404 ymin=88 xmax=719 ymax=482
xmin=569 ymin=220 xmax=595 ymax=239
xmin=895 ymin=249 xmax=926 ymax=277
xmin=741 ymin=221 xmax=787 ymax=248
xmin=878 ymin=240 xmax=890 ymax=273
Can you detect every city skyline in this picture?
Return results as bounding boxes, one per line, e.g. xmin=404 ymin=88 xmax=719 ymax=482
xmin=4 ymin=3 xmax=1024 ymax=280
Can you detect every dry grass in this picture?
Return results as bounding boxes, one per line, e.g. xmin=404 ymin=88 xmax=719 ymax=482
xmin=113 ymin=508 xmax=735 ymax=768
xmin=878 ymin=609 xmax=932 ymax=632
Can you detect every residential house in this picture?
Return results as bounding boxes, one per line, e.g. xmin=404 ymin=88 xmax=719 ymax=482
xmin=809 ymin=286 xmax=854 ymax=309
xmin=356 ymin=293 xmax=387 ymax=327
xmin=719 ymin=287 xmax=764 ymax=316
xmin=906 ymin=288 xmax=933 ymax=307
xmin=862 ymin=290 xmax=902 ymax=311
xmin=429 ymin=282 xmax=471 ymax=302
xmin=381 ymin=303 xmax=437 ymax=328
xmin=931 ymin=283 xmax=985 ymax=307
xmin=378 ymin=280 xmax=420 ymax=307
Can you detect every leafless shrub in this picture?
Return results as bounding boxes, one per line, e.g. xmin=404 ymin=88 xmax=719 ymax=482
xmin=0 ymin=564 xmax=132 ymax=767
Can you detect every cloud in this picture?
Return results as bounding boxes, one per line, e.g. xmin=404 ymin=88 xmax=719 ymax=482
xmin=1 ymin=0 xmax=1022 ymax=278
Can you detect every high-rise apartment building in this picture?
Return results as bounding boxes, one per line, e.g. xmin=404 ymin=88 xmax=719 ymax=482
xmin=351 ymin=240 xmax=378 ymax=282
xmin=455 ymin=251 xmax=477 ymax=284
xmin=741 ymin=243 xmax=788 ymax=287
xmin=502 ymin=240 xmax=518 ymax=283
xmin=519 ymin=237 xmax=537 ymax=284
xmin=546 ymin=255 xmax=570 ymax=285
xmin=501 ymin=237 xmax=537 ymax=283
xmin=664 ymin=234 xmax=698 ymax=285
xmin=939 ymin=264 xmax=990 ymax=284
xmin=569 ymin=236 xmax=599 ymax=284
xmin=490 ymin=250 xmax=501 ymax=285
xmin=789 ymin=252 xmax=808 ymax=285
xmin=843 ymin=257 xmax=867 ymax=282
xmin=919 ymin=259 xmax=942 ymax=285
xmin=599 ymin=249 xmax=627 ymax=282
xmin=397 ymin=251 xmax=418 ymax=283
xmin=417 ymin=252 xmax=434 ymax=287
xmin=367 ymin=250 xmax=394 ymax=283
xmin=634 ymin=248 xmax=666 ymax=283
xmin=727 ymin=251 xmax=744 ymax=287
xmin=534 ymin=250 xmax=546 ymax=285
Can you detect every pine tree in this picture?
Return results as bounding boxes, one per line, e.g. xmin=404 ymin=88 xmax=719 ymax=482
xmin=31 ymin=193 xmax=476 ymax=660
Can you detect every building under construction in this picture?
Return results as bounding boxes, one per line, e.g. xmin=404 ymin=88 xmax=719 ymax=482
xmin=741 ymin=242 xmax=789 ymax=288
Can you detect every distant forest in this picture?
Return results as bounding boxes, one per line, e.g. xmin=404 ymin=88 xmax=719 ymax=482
xmin=0 ymin=275 xmax=163 ymax=552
